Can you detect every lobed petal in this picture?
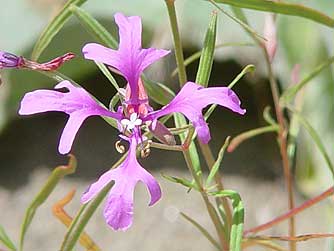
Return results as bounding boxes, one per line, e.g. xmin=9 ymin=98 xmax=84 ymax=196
xmin=81 ymin=135 xmax=161 ymax=231
xmin=82 ymin=43 xmax=120 ymax=69
xmin=19 ymin=80 xmax=121 ymax=154
xmin=147 ymin=82 xmax=246 ymax=143
xmin=82 ymin=13 xmax=170 ymax=104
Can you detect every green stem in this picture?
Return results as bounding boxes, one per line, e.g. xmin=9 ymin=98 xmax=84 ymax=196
xmin=183 ymin=149 xmax=228 ymax=251
xmin=165 ymin=0 xmax=187 ymax=85
xmin=198 ymin=142 xmax=233 ymax=234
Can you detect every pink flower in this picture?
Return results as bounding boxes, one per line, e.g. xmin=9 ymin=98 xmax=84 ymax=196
xmin=18 ymin=12 xmax=246 ymax=231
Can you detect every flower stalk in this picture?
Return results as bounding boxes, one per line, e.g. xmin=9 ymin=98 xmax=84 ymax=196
xmin=165 ymin=0 xmax=187 ymax=85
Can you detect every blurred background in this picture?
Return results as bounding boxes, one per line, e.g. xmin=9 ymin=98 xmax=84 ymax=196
xmin=0 ymin=0 xmax=333 ymax=250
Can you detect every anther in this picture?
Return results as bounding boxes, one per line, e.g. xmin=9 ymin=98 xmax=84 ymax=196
xmin=115 ymin=140 xmax=126 ymax=153
xmin=140 ymin=140 xmax=152 ymax=158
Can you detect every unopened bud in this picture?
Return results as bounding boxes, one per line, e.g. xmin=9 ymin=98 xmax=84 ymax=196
xmin=0 ymin=51 xmax=22 ymax=69
xmin=264 ymin=14 xmax=277 ymax=63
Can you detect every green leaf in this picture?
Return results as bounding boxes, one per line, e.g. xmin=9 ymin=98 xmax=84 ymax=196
xmin=281 ymin=56 xmax=334 ymax=102
xmin=287 ymin=106 xmax=334 ymax=179
xmin=0 ymin=225 xmax=16 ymax=251
xmin=109 ymin=93 xmax=120 ymax=111
xmin=20 ymin=155 xmax=77 ymax=251
xmin=227 ymin=125 xmax=279 ymax=152
xmin=195 ymin=11 xmax=218 ymax=87
xmin=142 ymin=76 xmax=175 ymax=106
xmin=263 ymin=106 xmax=277 ymax=126
xmin=70 ymin=5 xmax=118 ymax=49
xmin=209 ymin=0 xmax=266 ymax=42
xmin=31 ymin=0 xmax=88 ymax=60
xmin=210 ymin=190 xmax=244 ymax=251
xmin=212 ymin=0 xmax=334 ymax=27
xmin=171 ymin=42 xmax=254 ymax=77
xmin=60 ymin=154 xmax=126 ymax=251
xmin=180 ymin=212 xmax=220 ymax=250
xmin=206 ymin=137 xmax=230 ymax=186
xmin=161 ymin=173 xmax=198 ymax=190
xmin=95 ymin=62 xmax=120 ymax=91
xmin=228 ymin=64 xmax=255 ymax=89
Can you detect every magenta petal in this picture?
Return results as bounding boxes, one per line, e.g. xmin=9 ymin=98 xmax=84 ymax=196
xmin=81 ymin=136 xmax=161 ymax=231
xmin=147 ymin=82 xmax=246 ymax=143
xmin=140 ymin=48 xmax=170 ymax=72
xmin=114 ymin=12 xmax=142 ymax=53
xmin=82 ymin=13 xmax=170 ymax=104
xmin=103 ymin=176 xmax=136 ymax=231
xmin=19 ymin=80 xmax=121 ymax=154
xmin=82 ymin=43 xmax=120 ymax=69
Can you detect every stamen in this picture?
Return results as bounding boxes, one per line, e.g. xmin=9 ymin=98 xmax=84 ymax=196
xmin=115 ymin=140 xmax=126 ymax=153
xmin=140 ymin=140 xmax=152 ymax=158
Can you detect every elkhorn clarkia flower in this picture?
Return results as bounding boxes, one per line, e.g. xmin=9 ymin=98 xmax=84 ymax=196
xmin=18 ymin=12 xmax=246 ymax=231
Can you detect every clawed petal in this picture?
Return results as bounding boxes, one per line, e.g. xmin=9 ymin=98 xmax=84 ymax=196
xmin=147 ymin=82 xmax=246 ymax=143
xmin=19 ymin=80 xmax=121 ymax=154
xmin=82 ymin=13 xmax=170 ymax=104
xmin=81 ymin=136 xmax=161 ymax=231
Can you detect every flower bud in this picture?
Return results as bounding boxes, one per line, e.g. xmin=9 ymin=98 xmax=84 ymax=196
xmin=264 ymin=14 xmax=277 ymax=63
xmin=0 ymin=51 xmax=22 ymax=68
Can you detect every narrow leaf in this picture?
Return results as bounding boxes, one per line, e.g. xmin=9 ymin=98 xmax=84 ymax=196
xmin=32 ymin=0 xmax=87 ymax=60
xmin=206 ymin=137 xmax=230 ymax=186
xmin=161 ymin=173 xmax=198 ymax=190
xmin=210 ymin=190 xmax=244 ymax=251
xmin=109 ymin=93 xmax=120 ymax=111
xmin=212 ymin=0 xmax=334 ymax=27
xmin=171 ymin=42 xmax=254 ymax=77
xmin=281 ymin=56 xmax=334 ymax=102
xmin=228 ymin=64 xmax=255 ymax=89
xmin=0 ymin=225 xmax=16 ymax=251
xmin=20 ymin=155 xmax=77 ymax=251
xmin=70 ymin=5 xmax=118 ymax=49
xmin=209 ymin=0 xmax=266 ymax=41
xmin=287 ymin=106 xmax=334 ymax=179
xmin=228 ymin=125 xmax=279 ymax=152
xmin=180 ymin=212 xmax=220 ymax=250
xmin=263 ymin=106 xmax=277 ymax=126
xmin=196 ymin=11 xmax=218 ymax=87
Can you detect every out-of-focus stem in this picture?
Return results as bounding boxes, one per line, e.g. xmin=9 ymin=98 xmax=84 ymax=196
xmin=198 ymin=142 xmax=233 ymax=230
xmin=183 ymin=148 xmax=228 ymax=251
xmin=262 ymin=46 xmax=296 ymax=251
xmin=244 ymin=186 xmax=334 ymax=235
xmin=227 ymin=8 xmax=296 ymax=249
xmin=165 ymin=0 xmax=187 ymax=86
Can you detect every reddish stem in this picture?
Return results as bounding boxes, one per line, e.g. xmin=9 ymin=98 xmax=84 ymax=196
xmin=244 ymin=186 xmax=334 ymax=235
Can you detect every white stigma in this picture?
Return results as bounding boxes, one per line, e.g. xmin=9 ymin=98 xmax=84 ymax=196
xmin=121 ymin=113 xmax=142 ymax=130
